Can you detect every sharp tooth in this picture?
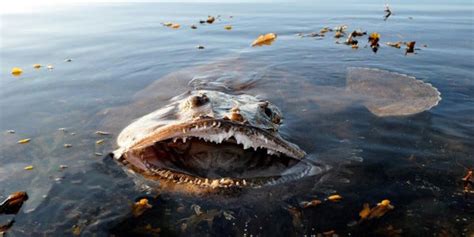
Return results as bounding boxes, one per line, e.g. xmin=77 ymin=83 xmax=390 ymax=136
xmin=217 ymin=122 xmax=221 ymax=128
xmin=212 ymin=121 xmax=217 ymax=127
xmin=204 ymin=178 xmax=209 ymax=184
xmin=184 ymin=177 xmax=189 ymax=182
xmin=236 ymin=181 xmax=240 ymax=186
xmin=183 ymin=137 xmax=187 ymax=143
xmin=173 ymin=137 xmax=178 ymax=143
xmin=210 ymin=180 xmax=219 ymax=189
xmin=182 ymin=128 xmax=187 ymax=133
xmin=242 ymin=179 xmax=247 ymax=186
xmin=220 ymin=178 xmax=225 ymax=184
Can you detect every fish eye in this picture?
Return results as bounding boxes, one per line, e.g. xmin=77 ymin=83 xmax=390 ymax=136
xmin=259 ymin=101 xmax=272 ymax=117
xmin=264 ymin=107 xmax=273 ymax=117
xmin=189 ymin=94 xmax=209 ymax=107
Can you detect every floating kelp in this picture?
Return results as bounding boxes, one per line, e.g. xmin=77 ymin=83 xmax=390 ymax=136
xmin=224 ymin=25 xmax=232 ymax=30
xmin=384 ymin=4 xmax=392 ymax=21
xmin=299 ymin=199 xmax=322 ymax=208
xmin=0 ymin=220 xmax=14 ymax=234
xmin=320 ymin=27 xmax=332 ymax=34
xmin=351 ymin=30 xmax=366 ymax=37
xmin=251 ymin=33 xmax=277 ymax=47
xmin=334 ymin=25 xmax=348 ymax=32
xmin=345 ymin=31 xmax=364 ymax=46
xmin=334 ymin=31 xmax=344 ymax=38
xmin=162 ymin=22 xmax=180 ymax=29
xmin=368 ymin=32 xmax=380 ymax=53
xmin=17 ymin=138 xmax=31 ymax=144
xmin=386 ymin=41 xmax=403 ymax=48
xmin=132 ymin=198 xmax=152 ymax=217
xmin=11 ymin=67 xmax=23 ymax=76
xmin=359 ymin=199 xmax=394 ymax=221
xmin=0 ymin=191 xmax=28 ymax=214
xmin=463 ymin=170 xmax=473 ymax=197
xmin=359 ymin=203 xmax=371 ymax=219
xmin=405 ymin=41 xmax=416 ymax=55
xmin=206 ymin=16 xmax=215 ymax=24
xmin=33 ymin=64 xmax=42 ymax=69
xmin=328 ymin=194 xmax=343 ymax=202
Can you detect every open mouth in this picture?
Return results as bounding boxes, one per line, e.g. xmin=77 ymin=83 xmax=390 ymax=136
xmin=118 ymin=119 xmax=307 ymax=189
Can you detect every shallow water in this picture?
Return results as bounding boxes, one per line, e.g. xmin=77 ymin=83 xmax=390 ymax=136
xmin=1 ymin=1 xmax=473 ymax=236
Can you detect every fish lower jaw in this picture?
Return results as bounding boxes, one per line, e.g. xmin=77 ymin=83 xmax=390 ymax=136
xmin=145 ymin=165 xmax=313 ymax=190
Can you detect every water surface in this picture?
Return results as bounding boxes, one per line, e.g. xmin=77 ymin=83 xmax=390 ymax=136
xmin=1 ymin=1 xmax=473 ymax=236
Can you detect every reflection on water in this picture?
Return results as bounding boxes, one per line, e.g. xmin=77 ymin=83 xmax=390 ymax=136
xmin=1 ymin=1 xmax=473 ymax=236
